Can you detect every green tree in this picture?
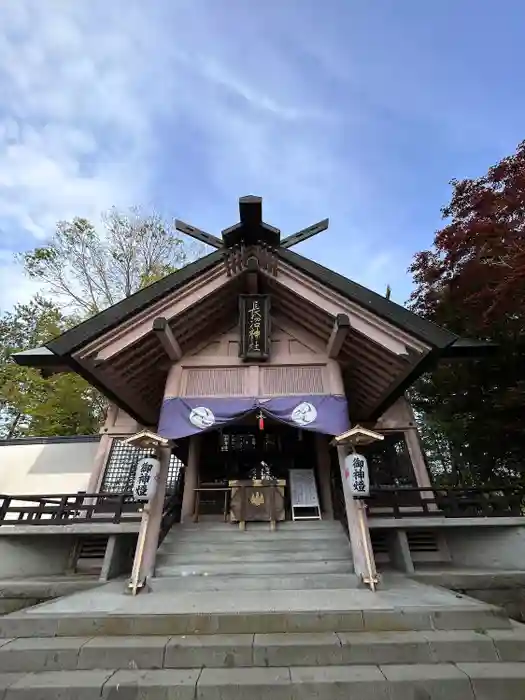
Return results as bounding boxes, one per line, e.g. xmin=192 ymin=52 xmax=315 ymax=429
xmin=0 ymin=296 xmax=105 ymax=438
xmin=19 ymin=207 xmax=200 ymax=315
xmin=4 ymin=206 xmax=202 ymax=438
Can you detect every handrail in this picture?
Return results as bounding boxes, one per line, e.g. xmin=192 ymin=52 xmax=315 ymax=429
xmin=159 ymin=493 xmax=182 ymax=544
xmin=0 ymin=491 xmax=135 ymax=502
xmin=367 ymin=485 xmax=525 ymax=518
xmin=0 ymin=491 xmax=141 ymax=526
xmin=370 ymin=486 xmax=524 ymax=493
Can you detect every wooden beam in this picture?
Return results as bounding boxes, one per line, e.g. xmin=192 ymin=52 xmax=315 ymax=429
xmin=246 ymin=255 xmax=259 ymax=294
xmin=327 ymin=314 xmax=351 ymax=359
xmin=175 ymin=220 xmax=223 ymax=249
xmin=239 ymin=195 xmax=262 ymax=225
xmin=153 ymin=317 xmax=182 ymax=361
xmin=280 ymin=218 xmax=329 ymax=249
xmin=367 ymin=348 xmax=430 ymax=421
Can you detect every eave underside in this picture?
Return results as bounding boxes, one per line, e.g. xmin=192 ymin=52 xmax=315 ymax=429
xmin=263 ymin=277 xmax=414 ymax=419
xmin=80 ymin=276 xmax=246 ymax=423
xmin=70 ymin=270 xmax=424 ymax=425
xmin=13 ymin=245 xmax=454 ymax=426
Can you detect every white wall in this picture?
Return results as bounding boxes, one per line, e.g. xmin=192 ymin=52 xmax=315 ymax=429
xmin=447 ymin=526 xmax=525 ymax=571
xmin=0 ymin=439 xmax=98 ymax=496
xmin=0 ymin=535 xmax=76 ymax=577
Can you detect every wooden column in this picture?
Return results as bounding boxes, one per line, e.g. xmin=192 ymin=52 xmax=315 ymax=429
xmin=86 ymin=434 xmax=112 ymax=493
xmin=315 ymin=434 xmax=333 ymax=519
xmin=86 ymin=403 xmax=118 ymax=493
xmin=181 ymin=435 xmax=201 ymax=522
xmin=336 ymin=445 xmax=376 ymax=582
xmin=139 ymin=445 xmax=171 ymax=581
xmin=404 ymin=428 xmax=432 ymax=488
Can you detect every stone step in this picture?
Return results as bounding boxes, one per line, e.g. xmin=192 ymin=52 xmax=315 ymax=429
xmin=149 ymin=573 xmax=359 ymax=591
xmin=165 ymin=525 xmax=347 ymax=544
xmin=156 ymin=548 xmax=352 ymax=566
xmin=0 ymin=629 xmax=522 ymax=673
xmin=168 ymin=522 xmax=345 ymax=533
xmin=155 ymin=559 xmax=354 ymax=577
xmin=158 ymin=538 xmax=351 ymax=555
xmin=0 ymin=596 xmax=511 ymax=638
xmin=1 ymin=663 xmax=525 ymax=698
xmin=161 ymin=536 xmax=351 ymax=549
xmin=165 ymin=523 xmax=346 ymax=532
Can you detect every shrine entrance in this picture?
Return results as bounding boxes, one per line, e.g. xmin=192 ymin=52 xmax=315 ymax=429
xmin=194 ymin=414 xmax=319 ymax=520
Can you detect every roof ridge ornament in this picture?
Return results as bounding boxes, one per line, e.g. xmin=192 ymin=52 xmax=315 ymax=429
xmin=175 ymin=195 xmax=328 ymax=251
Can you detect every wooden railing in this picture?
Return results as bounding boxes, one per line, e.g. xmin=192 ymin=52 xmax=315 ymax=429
xmin=331 ymin=472 xmax=349 ymax=536
xmin=0 ymin=492 xmax=143 ymax=526
xmin=367 ymin=486 xmax=525 ymax=519
xmin=159 ymin=493 xmax=183 ymax=543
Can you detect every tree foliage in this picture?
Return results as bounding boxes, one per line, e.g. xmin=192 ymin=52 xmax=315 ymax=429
xmin=0 ymin=296 xmax=105 ymax=438
xmin=19 ymin=207 xmax=197 ymax=315
xmin=3 ymin=206 xmax=201 ymax=438
xmin=409 ymin=140 xmax=525 ymax=485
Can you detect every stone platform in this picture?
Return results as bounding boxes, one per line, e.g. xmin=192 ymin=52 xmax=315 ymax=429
xmin=0 ymin=575 xmax=512 ymax=638
xmin=412 ymin=565 xmax=525 ymax=623
xmin=0 ymin=575 xmax=523 ymax=697
xmin=2 ymin=519 xmax=525 ymax=699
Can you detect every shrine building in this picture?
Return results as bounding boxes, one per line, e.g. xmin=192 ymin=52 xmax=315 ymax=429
xmin=4 ymin=195 xmax=520 ymax=592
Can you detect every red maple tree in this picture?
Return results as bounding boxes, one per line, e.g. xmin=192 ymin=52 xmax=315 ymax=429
xmin=408 ymin=140 xmax=525 ymax=485
xmin=410 ymin=140 xmax=525 ymax=336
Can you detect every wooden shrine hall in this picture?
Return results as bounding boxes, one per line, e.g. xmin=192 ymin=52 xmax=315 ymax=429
xmin=12 ymin=195 xmax=493 ymax=591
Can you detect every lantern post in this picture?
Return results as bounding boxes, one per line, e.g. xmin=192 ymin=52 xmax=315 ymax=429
xmin=332 ymin=426 xmax=383 ymax=592
xmin=121 ymin=430 xmax=174 ymax=595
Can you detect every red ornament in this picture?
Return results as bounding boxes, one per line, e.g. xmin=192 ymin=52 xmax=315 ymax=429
xmin=257 ymin=411 xmax=265 ymax=431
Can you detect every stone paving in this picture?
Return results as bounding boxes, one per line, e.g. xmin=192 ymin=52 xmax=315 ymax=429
xmin=0 ymin=628 xmax=522 ymax=672
xmin=0 ymin=662 xmax=524 ymax=698
xmin=3 ymin=575 xmax=501 ymax=617
xmin=0 ymin=540 xmax=524 ymax=697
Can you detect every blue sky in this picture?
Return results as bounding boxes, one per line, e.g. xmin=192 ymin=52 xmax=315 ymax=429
xmin=0 ymin=0 xmax=524 ymax=311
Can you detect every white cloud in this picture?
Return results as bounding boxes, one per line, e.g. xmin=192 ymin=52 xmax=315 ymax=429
xmin=0 ymin=252 xmax=42 ymax=313
xmin=0 ymin=0 xmax=169 ymax=308
xmin=0 ymin=0 xmax=403 ymax=311
xmin=0 ymin=1 xmax=158 ymax=240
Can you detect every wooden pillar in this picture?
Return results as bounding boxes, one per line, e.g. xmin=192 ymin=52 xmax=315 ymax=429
xmin=336 ymin=445 xmax=376 ymax=583
xmin=181 ymin=435 xmax=200 ymax=523
xmin=86 ymin=434 xmax=112 ymax=493
xmin=139 ymin=445 xmax=171 ymax=580
xmin=404 ymin=428 xmax=432 ymax=488
xmin=315 ymin=434 xmax=333 ymax=519
xmin=402 ymin=399 xmax=432 ymax=488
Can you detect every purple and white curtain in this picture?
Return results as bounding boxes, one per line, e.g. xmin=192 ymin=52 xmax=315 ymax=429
xmin=158 ymin=395 xmax=350 ymax=440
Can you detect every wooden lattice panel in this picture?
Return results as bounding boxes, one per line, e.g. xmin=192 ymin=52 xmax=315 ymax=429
xmin=183 ymin=367 xmax=248 ymax=397
xmin=260 ymin=365 xmax=325 ymax=396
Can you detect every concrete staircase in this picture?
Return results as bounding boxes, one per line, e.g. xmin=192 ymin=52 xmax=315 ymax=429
xmin=0 ymin=597 xmax=525 ymax=697
xmin=154 ymin=520 xmax=359 ymax=589
xmin=0 ymin=521 xmax=524 ymax=696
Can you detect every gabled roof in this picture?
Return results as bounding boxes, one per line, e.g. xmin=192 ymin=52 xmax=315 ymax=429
xmin=12 ymin=196 xmax=488 ymax=426
xmin=16 ymin=246 xmax=456 ymax=363
xmin=278 ymin=248 xmax=456 ymax=349
xmin=47 ymin=250 xmax=224 ymax=357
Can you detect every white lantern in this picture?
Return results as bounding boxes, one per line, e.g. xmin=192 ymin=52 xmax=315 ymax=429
xmin=344 ymin=453 xmax=370 ymax=498
xmin=132 ymin=457 xmax=161 ymax=501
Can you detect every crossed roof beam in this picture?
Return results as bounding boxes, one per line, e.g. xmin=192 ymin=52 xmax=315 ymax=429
xmin=175 ymin=195 xmax=328 ymax=251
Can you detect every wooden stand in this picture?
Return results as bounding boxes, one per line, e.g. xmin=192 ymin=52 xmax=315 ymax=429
xmin=229 ymin=480 xmax=286 ymax=531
